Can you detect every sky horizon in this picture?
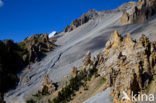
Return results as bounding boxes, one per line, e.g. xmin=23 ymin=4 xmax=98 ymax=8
xmin=0 ymin=0 xmax=137 ymax=42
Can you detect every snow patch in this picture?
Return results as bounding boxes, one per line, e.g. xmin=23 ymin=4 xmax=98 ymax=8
xmin=49 ymin=31 xmax=56 ymax=38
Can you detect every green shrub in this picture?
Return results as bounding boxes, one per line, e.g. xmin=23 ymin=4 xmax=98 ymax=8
xmin=42 ymin=85 xmax=49 ymax=95
xmin=52 ymin=64 xmax=98 ymax=103
xmin=100 ymin=77 xmax=106 ymax=85
xmin=26 ymin=98 xmax=36 ymax=103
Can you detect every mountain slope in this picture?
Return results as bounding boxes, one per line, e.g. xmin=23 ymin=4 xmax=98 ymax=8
xmin=4 ymin=1 xmax=156 ymax=103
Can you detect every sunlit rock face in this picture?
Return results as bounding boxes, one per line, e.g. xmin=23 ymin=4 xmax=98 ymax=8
xmin=21 ymin=34 xmax=56 ymax=63
xmin=41 ymin=74 xmax=56 ymax=94
xmin=121 ymin=0 xmax=156 ymax=24
xmin=92 ymin=30 xmax=156 ymax=103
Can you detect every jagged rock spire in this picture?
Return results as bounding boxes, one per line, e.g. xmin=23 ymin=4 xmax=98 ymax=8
xmin=111 ymin=30 xmax=122 ymax=47
xmin=83 ymin=51 xmax=91 ymax=66
xmin=41 ymin=74 xmax=56 ymax=94
xmin=124 ymin=32 xmax=134 ymax=47
xmin=139 ymin=34 xmax=149 ymax=46
xmin=70 ymin=66 xmax=78 ymax=77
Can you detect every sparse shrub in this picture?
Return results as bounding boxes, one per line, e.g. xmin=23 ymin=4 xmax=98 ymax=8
xmin=42 ymin=85 xmax=49 ymax=95
xmin=52 ymin=63 xmax=98 ymax=103
xmin=26 ymin=98 xmax=36 ymax=103
xmin=100 ymin=77 xmax=106 ymax=85
xmin=83 ymin=83 xmax=88 ymax=90
xmin=32 ymin=86 xmax=50 ymax=101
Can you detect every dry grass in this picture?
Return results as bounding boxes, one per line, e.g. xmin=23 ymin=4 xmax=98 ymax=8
xmin=69 ymin=76 xmax=107 ymax=103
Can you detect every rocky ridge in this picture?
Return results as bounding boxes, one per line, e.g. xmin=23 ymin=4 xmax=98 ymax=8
xmin=64 ymin=2 xmax=136 ymax=33
xmin=64 ymin=9 xmax=99 ymax=32
xmin=121 ymin=0 xmax=156 ymax=23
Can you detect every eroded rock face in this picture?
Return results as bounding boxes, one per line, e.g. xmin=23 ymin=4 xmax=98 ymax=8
xmin=70 ymin=66 xmax=78 ymax=77
xmin=41 ymin=75 xmax=56 ymax=94
xmin=20 ymin=34 xmax=56 ymax=63
xmin=120 ymin=10 xmax=130 ymax=23
xmin=64 ymin=9 xmax=98 ymax=32
xmin=121 ymin=0 xmax=156 ymax=24
xmin=83 ymin=51 xmax=91 ymax=69
xmin=94 ymin=30 xmax=156 ymax=103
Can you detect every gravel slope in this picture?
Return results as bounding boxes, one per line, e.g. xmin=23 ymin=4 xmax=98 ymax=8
xmin=84 ymin=88 xmax=113 ymax=103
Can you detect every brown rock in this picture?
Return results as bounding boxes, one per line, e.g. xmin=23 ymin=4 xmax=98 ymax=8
xmin=120 ymin=11 xmax=129 ymax=23
xmin=64 ymin=25 xmax=71 ymax=32
xmin=95 ymin=31 xmax=156 ymax=103
xmin=64 ymin=9 xmax=98 ymax=32
xmin=70 ymin=66 xmax=78 ymax=77
xmin=124 ymin=32 xmax=135 ymax=47
xmin=110 ymin=30 xmax=122 ymax=48
xmin=26 ymin=64 xmax=30 ymax=70
xmin=83 ymin=51 xmax=91 ymax=67
xmin=121 ymin=0 xmax=156 ymax=24
xmin=22 ymin=34 xmax=55 ymax=63
xmin=41 ymin=74 xmax=56 ymax=94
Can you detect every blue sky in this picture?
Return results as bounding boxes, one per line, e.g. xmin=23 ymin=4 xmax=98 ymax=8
xmin=0 ymin=0 xmax=137 ymax=42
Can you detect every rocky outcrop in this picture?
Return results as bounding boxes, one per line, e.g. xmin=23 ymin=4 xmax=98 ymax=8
xmin=121 ymin=0 xmax=156 ymax=24
xmin=19 ymin=34 xmax=56 ymax=63
xmin=91 ymin=30 xmax=156 ymax=103
xmin=41 ymin=75 xmax=56 ymax=94
xmin=82 ymin=51 xmax=91 ymax=69
xmin=64 ymin=9 xmax=98 ymax=32
xmin=70 ymin=66 xmax=78 ymax=77
xmin=120 ymin=10 xmax=130 ymax=23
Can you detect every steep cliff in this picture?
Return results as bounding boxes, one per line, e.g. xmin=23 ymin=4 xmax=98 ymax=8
xmin=121 ymin=0 xmax=156 ymax=24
